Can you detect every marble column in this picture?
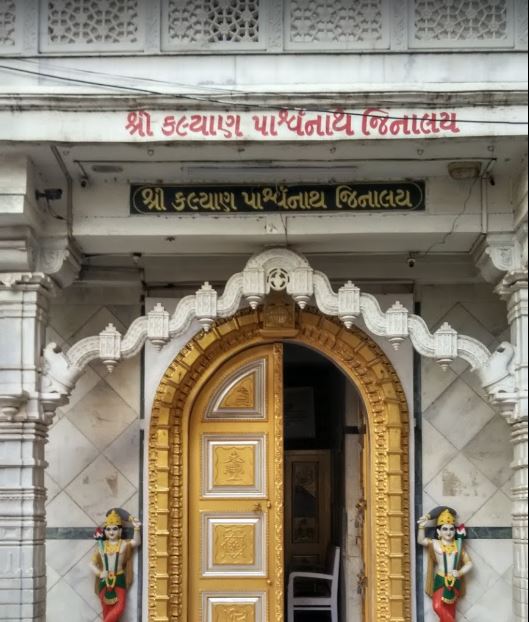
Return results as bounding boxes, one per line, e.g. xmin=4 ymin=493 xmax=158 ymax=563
xmin=497 ymin=269 xmax=528 ymax=622
xmin=0 ymin=274 xmax=63 ymax=621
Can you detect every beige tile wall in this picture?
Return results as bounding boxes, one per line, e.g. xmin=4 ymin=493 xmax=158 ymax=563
xmin=46 ymin=303 xmax=142 ymax=622
xmin=420 ymin=284 xmax=513 ymax=622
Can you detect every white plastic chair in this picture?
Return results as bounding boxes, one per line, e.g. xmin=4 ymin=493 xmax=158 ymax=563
xmin=287 ymin=546 xmax=340 ymax=622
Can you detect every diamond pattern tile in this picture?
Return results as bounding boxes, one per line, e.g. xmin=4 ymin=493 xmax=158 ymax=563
xmin=436 ymin=302 xmax=496 ymax=348
xmin=45 ymin=473 xmax=61 ymax=506
xmin=47 ymin=418 xmax=99 ymax=488
xmin=66 ymin=455 xmax=136 ymax=523
xmin=67 ymin=380 xmax=137 ymax=451
xmin=464 ymin=576 xmax=513 ymax=622
xmin=103 ymin=354 xmax=141 ymax=413
xmin=104 ymin=420 xmax=140 ymax=487
xmin=422 ymin=420 xmax=458 ymax=485
xmin=421 ymin=357 xmax=458 ymax=411
xmin=471 ymin=489 xmax=512 ymax=526
xmin=424 ymin=453 xmax=497 ymax=523
xmin=63 ymin=547 xmax=102 ymax=613
xmin=468 ymin=540 xmax=513 ymax=578
xmin=47 ymin=539 xmax=94 ymax=577
xmin=62 ymin=365 xmax=102 ymax=412
xmin=47 ymin=579 xmax=98 ymax=622
xmin=457 ymin=540 xmax=500 ymax=615
xmin=46 ymin=491 xmax=96 ymax=528
xmin=425 ymin=379 xmax=496 ymax=450
xmin=49 ymin=303 xmax=100 ymax=342
xmin=463 ymin=415 xmax=512 ymax=488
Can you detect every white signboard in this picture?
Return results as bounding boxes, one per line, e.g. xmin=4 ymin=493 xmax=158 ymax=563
xmin=0 ymin=106 xmax=526 ymax=142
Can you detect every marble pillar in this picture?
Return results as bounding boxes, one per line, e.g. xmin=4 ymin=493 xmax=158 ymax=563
xmin=0 ymin=274 xmax=57 ymax=621
xmin=497 ymin=269 xmax=528 ymax=622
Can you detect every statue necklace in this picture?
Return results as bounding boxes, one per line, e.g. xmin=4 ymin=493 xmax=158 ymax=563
xmin=102 ymin=540 xmax=121 ymax=605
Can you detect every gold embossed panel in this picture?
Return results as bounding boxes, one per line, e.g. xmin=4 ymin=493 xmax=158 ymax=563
xmin=219 ymin=374 xmax=256 ymax=409
xmin=213 ymin=524 xmax=256 ymax=565
xmin=203 ymin=594 xmax=266 ymax=622
xmin=206 ymin=359 xmax=266 ymax=420
xmin=202 ymin=514 xmax=265 ymax=577
xmin=214 ymin=446 xmax=255 ymax=487
xmin=203 ymin=435 xmax=266 ymax=498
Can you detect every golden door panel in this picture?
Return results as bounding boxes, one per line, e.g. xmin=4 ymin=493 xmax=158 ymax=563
xmin=202 ymin=514 xmax=266 ymax=576
xmin=189 ymin=344 xmax=283 ymax=622
xmin=203 ymin=594 xmax=266 ymax=622
xmin=205 ymin=359 xmax=266 ymax=420
xmin=202 ymin=435 xmax=266 ymax=497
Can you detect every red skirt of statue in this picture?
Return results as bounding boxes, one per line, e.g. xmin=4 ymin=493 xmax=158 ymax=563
xmin=433 ymin=588 xmax=459 ymax=622
xmin=99 ymin=587 xmax=127 ymax=622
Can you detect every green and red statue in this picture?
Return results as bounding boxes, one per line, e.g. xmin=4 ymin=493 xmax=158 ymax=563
xmin=417 ymin=506 xmax=473 ymax=622
xmin=89 ymin=508 xmax=142 ymax=622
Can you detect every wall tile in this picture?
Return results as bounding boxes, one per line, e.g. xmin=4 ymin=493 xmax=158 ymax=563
xmin=470 ymin=490 xmax=512 ymax=526
xmin=46 ymin=492 xmax=95 ymax=528
xmin=46 ymin=563 xmax=61 ymax=591
xmin=467 ymin=539 xmax=513 ymax=577
xmin=62 ymin=366 xmax=102 ymax=411
xmin=47 ymin=579 xmax=98 ymax=622
xmin=421 ymin=357 xmax=458 ymax=411
xmin=464 ymin=576 xmax=513 ymax=622
xmin=103 ymin=355 xmax=141 ymax=413
xmin=422 ymin=420 xmax=458 ymax=485
xmin=63 ymin=548 xmax=101 ymax=614
xmin=47 ymin=539 xmax=94 ymax=577
xmin=66 ymin=455 xmax=136 ymax=523
xmin=47 ymin=418 xmax=99 ymax=488
xmin=45 ymin=473 xmax=62 ymax=505
xmin=49 ymin=304 xmax=100 ymax=342
xmin=104 ymin=420 xmax=141 ymax=487
xmin=424 ymin=454 xmax=497 ymax=523
xmin=425 ymin=380 xmax=495 ymax=450
xmin=459 ymin=541 xmax=505 ymax=614
xmin=67 ymin=381 xmax=137 ymax=451
xmin=463 ymin=416 xmax=512 ymax=488
xmin=436 ymin=303 xmax=495 ymax=348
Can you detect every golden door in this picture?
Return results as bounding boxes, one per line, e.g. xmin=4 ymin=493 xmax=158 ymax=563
xmin=189 ymin=344 xmax=284 ymax=622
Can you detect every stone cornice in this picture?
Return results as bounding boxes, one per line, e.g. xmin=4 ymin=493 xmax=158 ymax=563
xmin=43 ymin=247 xmax=514 ymax=414
xmin=0 ymin=89 xmax=527 ymax=113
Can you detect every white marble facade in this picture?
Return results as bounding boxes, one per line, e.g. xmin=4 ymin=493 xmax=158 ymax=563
xmin=420 ymin=284 xmax=513 ymax=622
xmin=43 ymin=282 xmax=515 ymax=621
xmin=45 ymin=300 xmax=141 ymax=622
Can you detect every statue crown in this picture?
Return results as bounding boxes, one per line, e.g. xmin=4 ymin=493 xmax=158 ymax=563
xmin=437 ymin=508 xmax=456 ymax=526
xmin=104 ymin=509 xmax=122 ymax=528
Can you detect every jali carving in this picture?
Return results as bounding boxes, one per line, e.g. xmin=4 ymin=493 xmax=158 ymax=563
xmin=46 ymin=0 xmax=140 ymax=47
xmin=413 ymin=0 xmax=510 ymax=43
xmin=288 ymin=0 xmax=385 ymax=44
xmin=0 ymin=0 xmax=16 ymax=47
xmin=166 ymin=0 xmax=261 ymax=46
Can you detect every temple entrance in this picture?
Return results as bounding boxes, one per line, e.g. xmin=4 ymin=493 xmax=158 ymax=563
xmin=149 ymin=309 xmax=411 ymax=622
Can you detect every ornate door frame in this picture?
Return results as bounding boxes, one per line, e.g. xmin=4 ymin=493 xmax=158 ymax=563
xmin=148 ymin=309 xmax=411 ymax=622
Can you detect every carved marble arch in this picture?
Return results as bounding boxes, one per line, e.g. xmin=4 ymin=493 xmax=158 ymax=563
xmin=149 ymin=309 xmax=411 ymax=622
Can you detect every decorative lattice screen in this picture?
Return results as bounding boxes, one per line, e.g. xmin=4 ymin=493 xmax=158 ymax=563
xmin=163 ymin=0 xmax=263 ymax=50
xmin=42 ymin=0 xmax=142 ymax=51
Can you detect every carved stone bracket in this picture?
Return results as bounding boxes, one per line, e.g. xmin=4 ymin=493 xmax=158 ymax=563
xmin=42 ymin=247 xmax=514 ymax=404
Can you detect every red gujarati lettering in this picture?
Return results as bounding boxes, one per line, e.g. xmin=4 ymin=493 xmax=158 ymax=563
xmin=252 ymin=114 xmax=278 ymax=137
xmin=361 ymin=108 xmax=460 ymax=137
xmin=125 ymin=110 xmax=154 ymax=137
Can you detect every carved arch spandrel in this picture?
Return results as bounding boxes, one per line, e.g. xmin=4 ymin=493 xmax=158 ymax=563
xmin=149 ymin=309 xmax=410 ymax=622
